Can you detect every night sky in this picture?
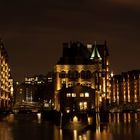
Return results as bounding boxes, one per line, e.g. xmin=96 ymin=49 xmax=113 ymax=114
xmin=0 ymin=0 xmax=140 ymax=81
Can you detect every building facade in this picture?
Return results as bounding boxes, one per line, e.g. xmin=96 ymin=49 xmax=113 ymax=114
xmin=0 ymin=40 xmax=12 ymax=110
xmin=111 ymin=70 xmax=140 ymax=110
xmin=54 ymin=41 xmax=110 ymax=112
xmin=14 ymin=73 xmax=55 ymax=109
xmin=14 ymin=75 xmax=47 ymax=104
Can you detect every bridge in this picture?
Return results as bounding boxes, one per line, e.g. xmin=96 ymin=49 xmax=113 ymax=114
xmin=13 ymin=101 xmax=43 ymax=113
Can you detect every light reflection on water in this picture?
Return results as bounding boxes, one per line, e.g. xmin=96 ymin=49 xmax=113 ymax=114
xmin=0 ymin=113 xmax=140 ymax=140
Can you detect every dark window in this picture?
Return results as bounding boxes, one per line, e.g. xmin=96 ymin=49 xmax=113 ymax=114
xmin=86 ymin=70 xmax=92 ymax=79
xmin=68 ymin=70 xmax=79 ymax=79
xmin=81 ymin=70 xmax=86 ymax=79
xmin=59 ymin=71 xmax=66 ymax=78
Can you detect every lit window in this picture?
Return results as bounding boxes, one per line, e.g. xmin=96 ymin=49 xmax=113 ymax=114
xmin=66 ymin=93 xmax=71 ymax=97
xmin=48 ymin=77 xmax=52 ymax=82
xmin=85 ymin=92 xmax=89 ymax=97
xmin=80 ymin=93 xmax=84 ymax=97
xmin=79 ymin=102 xmax=83 ymax=110
xmin=19 ymin=89 xmax=23 ymax=94
xmin=84 ymin=102 xmax=87 ymax=106
xmin=62 ymin=79 xmax=66 ymax=84
xmin=79 ymin=102 xmax=87 ymax=110
xmin=66 ymin=109 xmax=70 ymax=113
xmin=72 ymin=93 xmax=76 ymax=97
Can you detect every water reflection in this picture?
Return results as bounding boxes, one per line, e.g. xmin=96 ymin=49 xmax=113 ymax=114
xmin=96 ymin=113 xmax=100 ymax=133
xmin=37 ymin=113 xmax=41 ymax=124
xmin=73 ymin=130 xmax=78 ymax=140
xmin=0 ymin=123 xmax=13 ymax=140
xmin=0 ymin=113 xmax=140 ymax=140
xmin=108 ymin=113 xmax=139 ymax=124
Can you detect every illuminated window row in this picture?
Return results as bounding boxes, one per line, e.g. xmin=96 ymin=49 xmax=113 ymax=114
xmin=66 ymin=92 xmax=89 ymax=98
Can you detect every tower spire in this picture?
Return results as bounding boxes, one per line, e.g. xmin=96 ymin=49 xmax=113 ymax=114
xmin=90 ymin=41 xmax=102 ymax=60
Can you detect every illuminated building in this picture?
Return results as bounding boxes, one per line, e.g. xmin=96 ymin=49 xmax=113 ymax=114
xmin=54 ymin=41 xmax=110 ymax=112
xmin=14 ymin=75 xmax=47 ymax=104
xmin=14 ymin=74 xmax=55 ymax=105
xmin=111 ymin=70 xmax=140 ymax=108
xmin=0 ymin=40 xmax=12 ymax=110
xmin=25 ymin=75 xmax=47 ymax=85
xmin=9 ymin=76 xmax=14 ymax=106
xmin=59 ymin=84 xmax=95 ymax=114
xmin=14 ymin=82 xmax=27 ymax=104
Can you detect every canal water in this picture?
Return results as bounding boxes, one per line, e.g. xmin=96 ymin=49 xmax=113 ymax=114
xmin=0 ymin=113 xmax=140 ymax=140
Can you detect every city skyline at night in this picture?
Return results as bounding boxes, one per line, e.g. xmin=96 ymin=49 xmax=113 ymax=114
xmin=0 ymin=0 xmax=140 ymax=81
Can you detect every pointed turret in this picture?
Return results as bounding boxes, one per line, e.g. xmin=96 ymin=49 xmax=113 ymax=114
xmin=90 ymin=41 xmax=102 ymax=61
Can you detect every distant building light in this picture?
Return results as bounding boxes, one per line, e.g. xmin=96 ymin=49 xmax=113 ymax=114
xmin=16 ymin=82 xmax=19 ymax=85
xmin=87 ymin=44 xmax=92 ymax=49
xmin=79 ymin=102 xmax=87 ymax=110
xmin=80 ymin=93 xmax=84 ymax=97
xmin=85 ymin=92 xmax=89 ymax=97
xmin=44 ymin=103 xmax=49 ymax=108
xmin=99 ymin=96 xmax=102 ymax=102
xmin=35 ymin=77 xmax=38 ymax=81
xmin=84 ymin=102 xmax=87 ymax=105
xmin=73 ymin=116 xmax=78 ymax=123
xmin=48 ymin=77 xmax=53 ymax=82
xmin=72 ymin=93 xmax=76 ymax=97
xmin=48 ymin=77 xmax=52 ymax=80
xmin=25 ymin=77 xmax=28 ymax=81
xmin=66 ymin=93 xmax=71 ymax=97
xmin=66 ymin=109 xmax=70 ymax=113
xmin=111 ymin=72 xmax=114 ymax=77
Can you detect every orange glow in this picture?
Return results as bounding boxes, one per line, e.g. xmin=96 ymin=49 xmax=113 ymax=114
xmin=73 ymin=116 xmax=78 ymax=123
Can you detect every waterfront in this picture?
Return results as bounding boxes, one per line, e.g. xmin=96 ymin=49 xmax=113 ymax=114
xmin=0 ymin=113 xmax=140 ymax=140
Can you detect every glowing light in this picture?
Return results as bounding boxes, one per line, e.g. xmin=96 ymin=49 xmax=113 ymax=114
xmin=73 ymin=130 xmax=77 ymax=140
xmin=73 ymin=116 xmax=78 ymax=123
xmin=66 ymin=109 xmax=70 ymax=113
xmin=111 ymin=72 xmax=114 ymax=77
xmin=80 ymin=93 xmax=84 ymax=97
xmin=72 ymin=93 xmax=76 ymax=97
xmin=87 ymin=44 xmax=92 ymax=49
xmin=85 ymin=92 xmax=89 ymax=97
xmin=79 ymin=102 xmax=87 ymax=110
xmin=88 ymin=117 xmax=93 ymax=125
xmin=99 ymin=96 xmax=102 ymax=102
xmin=37 ymin=113 xmax=41 ymax=124
xmin=66 ymin=93 xmax=71 ymax=97
xmin=60 ymin=129 xmax=63 ymax=140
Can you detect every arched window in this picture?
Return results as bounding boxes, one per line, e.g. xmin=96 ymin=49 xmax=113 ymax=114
xmin=86 ymin=70 xmax=92 ymax=79
xmin=73 ymin=70 xmax=79 ymax=79
xmin=59 ymin=71 xmax=66 ymax=78
xmin=68 ymin=70 xmax=73 ymax=79
xmin=81 ymin=70 xmax=86 ymax=79
xmin=68 ymin=70 xmax=79 ymax=79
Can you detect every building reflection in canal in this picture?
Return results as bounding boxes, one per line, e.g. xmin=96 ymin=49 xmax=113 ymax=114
xmin=0 ymin=113 xmax=140 ymax=140
xmin=0 ymin=114 xmax=14 ymax=140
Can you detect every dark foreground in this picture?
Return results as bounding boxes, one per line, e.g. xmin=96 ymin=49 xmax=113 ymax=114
xmin=0 ymin=112 xmax=140 ymax=140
